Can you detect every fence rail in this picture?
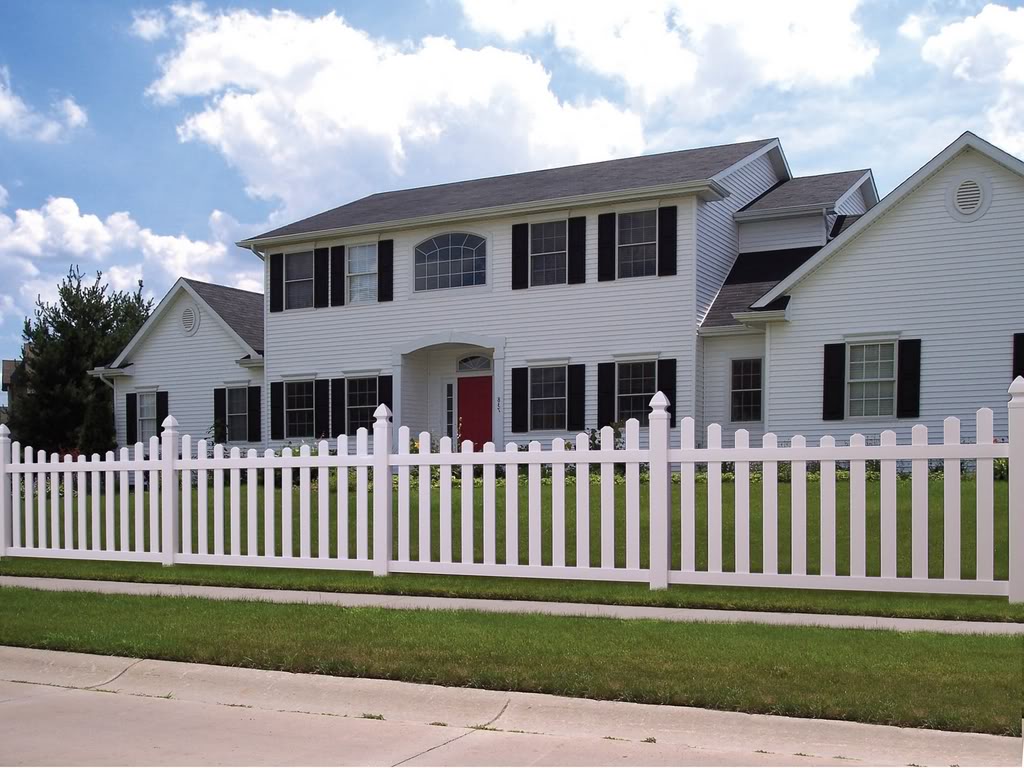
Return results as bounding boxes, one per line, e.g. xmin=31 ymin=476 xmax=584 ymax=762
xmin=2 ymin=380 xmax=1022 ymax=602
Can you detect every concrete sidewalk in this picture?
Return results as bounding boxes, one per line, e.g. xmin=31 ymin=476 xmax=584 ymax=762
xmin=2 ymin=575 xmax=1021 ymax=635
xmin=0 ymin=647 xmax=1018 ymax=766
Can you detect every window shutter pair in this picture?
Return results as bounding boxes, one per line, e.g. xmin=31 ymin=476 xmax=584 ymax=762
xmin=268 ymin=241 xmax=393 ymax=311
xmin=271 ymin=380 xmax=328 ymax=440
xmin=510 ymin=365 xmax=585 ymax=433
xmin=596 ymin=359 xmax=676 ymax=428
xmin=512 ymin=219 xmax=588 ymax=289
xmin=822 ymin=340 xmax=921 ymax=421
xmin=1014 ymin=333 xmax=1024 ymax=381
xmin=596 ymin=206 xmax=677 ymax=282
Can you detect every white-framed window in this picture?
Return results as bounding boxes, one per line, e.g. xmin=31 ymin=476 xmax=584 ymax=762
xmin=529 ymin=366 xmax=566 ymax=430
xmin=227 ymin=387 xmax=248 ymax=442
xmin=730 ymin=359 xmax=763 ymax=423
xmin=348 ymin=244 xmax=378 ymax=304
xmin=285 ymin=380 xmax=315 ymax=438
xmin=347 ymin=376 xmax=378 ymax=433
xmin=530 ymin=220 xmax=567 ymax=286
xmin=445 ymin=381 xmax=456 ymax=440
xmin=137 ymin=392 xmax=158 ymax=443
xmin=616 ymin=360 xmax=656 ymax=426
xmin=414 ymin=233 xmax=486 ymax=291
xmin=617 ymin=210 xmax=657 ymax=279
xmin=284 ymin=251 xmax=315 ymax=309
xmin=847 ymin=342 xmax=896 ymax=417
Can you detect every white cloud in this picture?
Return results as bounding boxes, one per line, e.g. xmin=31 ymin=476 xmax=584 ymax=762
xmin=131 ymin=9 xmax=168 ymax=41
xmin=0 ymin=184 xmax=7 ymax=209
xmin=137 ymin=6 xmax=645 ymax=224
xmin=898 ymin=13 xmax=930 ymax=41
xmin=0 ymin=67 xmax=88 ymax=142
xmin=459 ymin=0 xmax=879 ymax=110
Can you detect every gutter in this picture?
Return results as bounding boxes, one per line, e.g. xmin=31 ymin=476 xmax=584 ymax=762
xmin=733 ymin=204 xmax=831 ymax=223
xmin=87 ymin=366 xmax=131 ymax=389
xmin=237 ymin=179 xmax=730 ymax=249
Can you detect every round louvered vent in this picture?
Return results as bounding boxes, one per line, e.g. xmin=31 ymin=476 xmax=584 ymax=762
xmin=954 ymin=179 xmax=983 ymax=215
xmin=946 ymin=174 xmax=991 ymax=222
xmin=181 ymin=305 xmax=200 ymax=336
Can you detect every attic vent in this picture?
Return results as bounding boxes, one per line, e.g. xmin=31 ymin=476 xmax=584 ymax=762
xmin=954 ymin=180 xmax=983 ymax=215
xmin=181 ymin=305 xmax=200 ymax=336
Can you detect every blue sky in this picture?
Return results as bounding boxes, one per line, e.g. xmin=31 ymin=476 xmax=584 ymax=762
xmin=2 ymin=0 xmax=1023 ymax=402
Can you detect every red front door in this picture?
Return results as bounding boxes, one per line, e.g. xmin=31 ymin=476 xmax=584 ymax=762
xmin=457 ymin=376 xmax=492 ymax=447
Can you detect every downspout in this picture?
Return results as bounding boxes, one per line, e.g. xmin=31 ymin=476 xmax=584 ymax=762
xmin=95 ymin=370 xmax=115 ymax=390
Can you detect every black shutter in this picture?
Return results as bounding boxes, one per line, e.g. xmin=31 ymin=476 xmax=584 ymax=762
xmin=597 ymin=213 xmax=616 ymax=281
xmin=269 ymin=253 xmax=283 ymax=312
xmin=213 ymin=388 xmax=227 ymax=443
xmin=597 ymin=361 xmax=616 ymax=427
xmin=156 ymin=391 xmax=169 ymax=431
xmin=511 ymin=367 xmax=529 ymax=432
xmin=822 ymin=343 xmax=846 ymax=421
xmin=314 ymin=379 xmax=330 ymax=438
xmin=331 ymin=378 xmax=346 ymax=437
xmin=247 ymin=386 xmax=262 ymax=443
xmin=125 ymin=393 xmax=137 ymax=445
xmin=378 ymin=375 xmax=393 ymax=413
xmin=567 ymin=216 xmax=586 ymax=284
xmin=330 ymin=246 xmax=345 ymax=306
xmin=1014 ymin=333 xmax=1024 ymax=380
xmin=896 ymin=339 xmax=921 ymax=419
xmin=377 ymin=239 xmax=394 ymax=302
xmin=657 ymin=358 xmax=677 ymax=425
xmin=567 ymin=364 xmax=586 ymax=431
xmin=313 ymin=247 xmax=329 ymax=308
xmin=270 ymin=382 xmax=284 ymax=440
xmin=511 ymin=223 xmax=529 ymax=289
xmin=657 ymin=206 xmax=677 ymax=277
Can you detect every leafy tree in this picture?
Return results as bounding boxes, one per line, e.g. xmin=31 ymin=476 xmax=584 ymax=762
xmin=9 ymin=266 xmax=152 ymax=455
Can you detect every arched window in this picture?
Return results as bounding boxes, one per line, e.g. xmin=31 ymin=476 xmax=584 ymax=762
xmin=414 ymin=233 xmax=486 ymax=291
xmin=457 ymin=355 xmax=491 ymax=373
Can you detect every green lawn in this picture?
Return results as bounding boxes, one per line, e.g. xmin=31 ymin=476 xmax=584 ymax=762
xmin=0 ymin=586 xmax=1018 ymax=736
xmin=4 ymin=475 xmax=1018 ymax=622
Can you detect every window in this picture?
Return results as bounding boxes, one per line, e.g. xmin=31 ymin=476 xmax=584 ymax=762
xmin=348 ymin=244 xmax=377 ymax=304
xmin=848 ymin=342 xmax=896 ymax=417
xmin=285 ymin=381 xmax=315 ymax=438
xmin=731 ymin=359 xmax=763 ymax=422
xmin=529 ymin=366 xmax=566 ymax=430
xmin=617 ymin=361 xmax=656 ymax=425
xmin=414 ymin=233 xmax=486 ymax=291
xmin=446 ymin=382 xmax=455 ymax=440
xmin=457 ymin=355 xmax=491 ymax=373
xmin=137 ymin=392 xmax=157 ymax=443
xmin=617 ymin=210 xmax=657 ymax=278
xmin=226 ymin=387 xmax=248 ymax=442
xmin=284 ymin=251 xmax=315 ymax=309
xmin=530 ymin=220 xmax=567 ymax=286
xmin=347 ymin=376 xmax=378 ymax=433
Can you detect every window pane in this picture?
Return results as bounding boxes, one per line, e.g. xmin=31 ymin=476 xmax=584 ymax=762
xmin=227 ymin=387 xmax=248 ymax=414
xmin=730 ymin=359 xmax=762 ymax=422
xmin=347 ymin=377 xmax=378 ymax=432
xmin=286 ymin=410 xmax=314 ymax=438
xmin=138 ymin=393 xmax=156 ymax=418
xmin=284 ymin=381 xmax=314 ymax=438
xmin=348 ymin=244 xmax=377 ymax=275
xmin=531 ymin=250 xmax=567 ymax=286
xmin=617 ymin=210 xmax=656 ymax=246
xmin=227 ymin=414 xmax=248 ymax=442
xmin=617 ymin=361 xmax=656 ymax=425
xmin=349 ymin=273 xmax=377 ymax=304
xmin=529 ymin=366 xmax=567 ymax=431
xmin=414 ymin=233 xmax=486 ymax=291
xmin=847 ymin=343 xmax=896 ymax=417
xmin=139 ymin=417 xmax=157 ymax=443
xmin=285 ymin=252 xmax=314 ymax=280
xmin=531 ymin=221 xmax=566 ymax=254
xmin=285 ymin=279 xmax=314 ymax=309
xmin=617 ymin=243 xmax=657 ymax=278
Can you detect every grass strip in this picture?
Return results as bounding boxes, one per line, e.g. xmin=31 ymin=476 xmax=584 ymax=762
xmin=0 ymin=586 xmax=1018 ymax=736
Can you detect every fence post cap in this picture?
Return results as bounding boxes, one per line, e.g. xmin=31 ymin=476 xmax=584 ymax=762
xmin=373 ymin=403 xmax=392 ymax=421
xmin=1009 ymin=376 xmax=1024 ymax=397
xmin=0 ymin=424 xmax=8 ymax=438
xmin=648 ymin=391 xmax=670 ymax=411
xmin=161 ymin=415 xmax=178 ymax=429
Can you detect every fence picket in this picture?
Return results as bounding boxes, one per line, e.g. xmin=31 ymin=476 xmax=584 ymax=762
xmin=625 ymin=420 xmax=640 ymax=570
xmin=849 ymin=433 xmax=866 ymax=578
xmin=282 ymin=447 xmax=293 ymax=557
xmin=880 ymin=430 xmax=897 ymax=578
xmin=248 ymin=449 xmax=259 ymax=557
xmin=104 ymin=451 xmax=114 ymax=551
xmin=944 ymin=417 xmax=961 ymax=580
xmin=505 ymin=443 xmax=519 ymax=566
xmin=820 ymin=436 xmax=836 ymax=576
xmin=132 ymin=445 xmax=143 ymax=552
xmin=231 ymin=446 xmax=242 ymax=556
xmin=707 ymin=424 xmax=722 ymax=573
xmin=213 ymin=444 xmax=225 ymax=555
xmin=911 ymin=425 xmax=928 ymax=579
xmin=574 ymin=433 xmax=590 ymax=568
xmin=417 ymin=432 xmax=430 ymax=562
xmin=148 ymin=438 xmax=159 ymax=552
xmin=552 ymin=438 xmax=566 ymax=568
xmin=299 ymin=444 xmax=311 ymax=559
xmin=49 ymin=465 xmax=58 ymax=549
xmin=263 ymin=448 xmax=276 ymax=557
xmin=315 ymin=441 xmax=329 ymax=557
xmin=397 ymin=427 xmax=410 ymax=562
xmin=37 ymin=450 xmax=47 ymax=549
xmin=976 ymin=408 xmax=995 ymax=582
xmin=10 ymin=442 xmax=20 ymax=549
xmin=24 ymin=447 xmax=33 ymax=549
xmin=600 ymin=426 xmax=614 ymax=569
xmin=196 ymin=440 xmax=209 ymax=555
xmin=791 ymin=436 xmax=807 ymax=576
xmin=439 ymin=436 xmax=452 ymax=563
xmin=180 ymin=437 xmax=192 ymax=555
xmin=336 ymin=437 xmax=349 ymax=559
xmin=528 ymin=441 xmax=542 ymax=567
xmin=680 ymin=417 xmax=696 ymax=572
xmin=483 ymin=442 xmax=496 ymax=565
xmin=356 ymin=430 xmax=369 ymax=560
xmin=762 ymin=434 xmax=779 ymax=575
xmin=461 ymin=440 xmax=474 ymax=564
xmin=734 ymin=429 xmax=750 ymax=574
xmin=91 ymin=453 xmax=101 ymax=551
xmin=63 ymin=454 xmax=73 ymax=551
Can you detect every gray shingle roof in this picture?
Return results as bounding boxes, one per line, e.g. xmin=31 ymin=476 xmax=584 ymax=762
xmin=702 ymin=247 xmax=820 ymax=328
xmin=250 ymin=139 xmax=777 ymax=241
xmin=830 ymin=213 xmax=862 ymax=237
xmin=183 ymin=279 xmax=264 ymax=354
xmin=739 ymin=170 xmax=869 ymax=214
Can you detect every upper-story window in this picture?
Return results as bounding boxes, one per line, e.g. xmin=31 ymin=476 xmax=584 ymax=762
xmin=348 ymin=244 xmax=377 ymax=304
xmin=530 ymin=221 xmax=567 ymax=286
xmin=285 ymin=251 xmax=315 ymax=309
xmin=414 ymin=233 xmax=486 ymax=291
xmin=617 ymin=210 xmax=657 ymax=279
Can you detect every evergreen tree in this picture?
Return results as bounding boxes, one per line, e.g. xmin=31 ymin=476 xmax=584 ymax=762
xmin=9 ymin=266 xmax=152 ymax=454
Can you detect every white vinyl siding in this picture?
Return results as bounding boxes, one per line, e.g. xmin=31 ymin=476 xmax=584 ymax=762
xmin=738 ymin=215 xmax=827 ymax=253
xmin=701 ymin=333 xmax=767 ymax=446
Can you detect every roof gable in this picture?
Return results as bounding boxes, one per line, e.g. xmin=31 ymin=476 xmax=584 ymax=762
xmin=752 ymin=132 xmax=1024 ymax=308
xmin=738 ymin=170 xmax=875 ymax=217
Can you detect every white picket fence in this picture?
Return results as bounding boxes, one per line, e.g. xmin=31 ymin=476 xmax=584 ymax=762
xmin=2 ymin=381 xmax=1022 ymax=601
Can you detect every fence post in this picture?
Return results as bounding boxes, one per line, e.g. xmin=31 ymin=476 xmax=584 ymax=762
xmin=160 ymin=415 xmax=179 ymax=567
xmin=1009 ymin=377 xmax=1024 ymax=603
xmin=0 ymin=425 xmax=9 ymax=557
xmin=648 ymin=392 xmax=671 ymax=590
xmin=372 ymin=404 xmax=393 ymax=577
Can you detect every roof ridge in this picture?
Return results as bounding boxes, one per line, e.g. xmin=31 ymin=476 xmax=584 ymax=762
xmin=787 ymin=169 xmax=871 ymax=180
xmin=183 ymin=277 xmax=263 ymax=298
